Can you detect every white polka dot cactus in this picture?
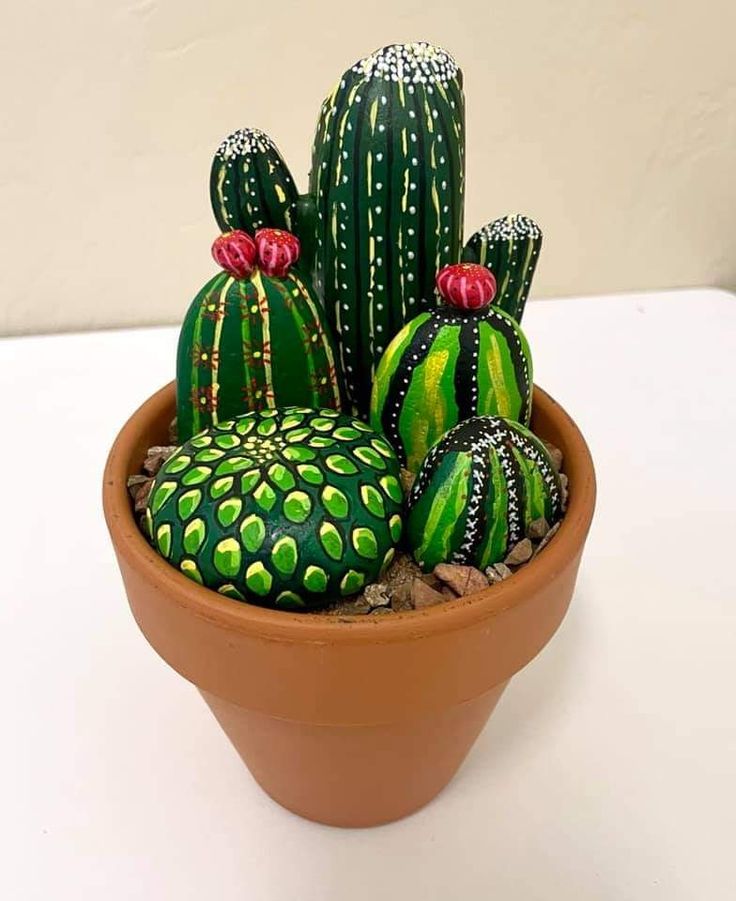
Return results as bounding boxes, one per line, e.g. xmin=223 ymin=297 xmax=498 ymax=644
xmin=308 ymin=41 xmax=466 ymax=415
xmin=463 ymin=215 xmax=543 ymax=323
xmin=210 ymin=128 xmax=300 ymax=235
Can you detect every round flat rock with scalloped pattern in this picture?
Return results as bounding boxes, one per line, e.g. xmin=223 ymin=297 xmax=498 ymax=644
xmin=146 ymin=407 xmax=404 ymax=609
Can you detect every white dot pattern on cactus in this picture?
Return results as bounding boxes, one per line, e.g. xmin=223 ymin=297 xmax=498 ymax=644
xmin=481 ymin=214 xmax=542 ymax=243
xmin=215 ymin=127 xmax=274 ymax=161
xmin=352 ymin=42 xmax=458 ymax=86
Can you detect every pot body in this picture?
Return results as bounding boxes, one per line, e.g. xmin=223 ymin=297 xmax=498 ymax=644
xmin=104 ymin=383 xmax=595 ymax=827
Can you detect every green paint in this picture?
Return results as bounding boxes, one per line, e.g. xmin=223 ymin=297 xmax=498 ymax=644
xmin=178 ymin=489 xmax=202 ymax=519
xmin=322 ymin=485 xmax=349 ymax=518
xmin=271 ymin=536 xmax=298 ymax=576
xmin=371 ymin=302 xmax=532 ymax=472
xmin=176 ymin=261 xmax=341 ymax=443
xmin=303 ymin=565 xmax=328 ymax=593
xmin=216 ymin=497 xmax=242 ymax=528
xmin=147 ymin=407 xmax=403 ymax=609
xmin=360 ymin=484 xmax=386 ymax=518
xmin=407 ymin=416 xmax=563 ymax=570
xmin=462 ymin=215 xmax=542 ymax=323
xmin=240 ymin=514 xmax=266 ymax=553
xmin=210 ymin=127 xmax=299 ymax=235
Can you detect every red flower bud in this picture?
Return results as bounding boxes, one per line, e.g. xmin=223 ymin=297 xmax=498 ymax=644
xmin=255 ymin=228 xmax=300 ymax=277
xmin=436 ymin=263 xmax=496 ymax=311
xmin=211 ymin=230 xmax=257 ymax=279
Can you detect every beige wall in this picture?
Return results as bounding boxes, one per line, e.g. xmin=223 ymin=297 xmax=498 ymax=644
xmin=1 ymin=1 xmax=733 ymax=336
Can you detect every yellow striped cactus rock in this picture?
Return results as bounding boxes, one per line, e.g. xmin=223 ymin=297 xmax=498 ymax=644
xmin=176 ymin=229 xmax=341 ymax=443
xmin=407 ymin=416 xmax=562 ymax=571
xmin=369 ymin=263 xmax=533 ymax=472
xmin=308 ymin=41 xmax=466 ymax=415
xmin=146 ymin=408 xmax=404 ymax=609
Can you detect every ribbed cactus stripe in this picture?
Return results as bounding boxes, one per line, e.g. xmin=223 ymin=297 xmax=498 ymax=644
xmin=239 ymin=281 xmax=255 ymax=406
xmin=476 ymin=446 xmax=510 ymax=568
xmin=249 ymin=270 xmax=273 ymax=402
xmin=209 ymin=276 xmax=234 ymax=424
xmin=398 ymin=326 xmax=460 ymax=473
xmin=288 ymin=271 xmax=342 ymax=408
xmin=414 ymin=453 xmax=472 ymax=567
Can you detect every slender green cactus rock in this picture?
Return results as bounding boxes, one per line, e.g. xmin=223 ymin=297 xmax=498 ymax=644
xmin=370 ymin=264 xmax=532 ymax=473
xmin=210 ymin=128 xmax=300 ymax=235
xmin=146 ymin=407 xmax=404 ymax=609
xmin=462 ymin=215 xmax=542 ymax=323
xmin=406 ymin=416 xmax=562 ymax=571
xmin=309 ymin=41 xmax=466 ymax=415
xmin=176 ymin=229 xmax=341 ymax=442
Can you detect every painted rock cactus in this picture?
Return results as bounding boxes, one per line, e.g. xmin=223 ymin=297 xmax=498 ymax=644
xmin=146 ymin=407 xmax=404 ymax=609
xmin=210 ymin=128 xmax=300 ymax=235
xmin=309 ymin=41 xmax=466 ymax=415
xmin=406 ymin=416 xmax=562 ymax=572
xmin=370 ymin=263 xmax=533 ymax=472
xmin=463 ymin=215 xmax=542 ymax=323
xmin=177 ymin=229 xmax=341 ymax=442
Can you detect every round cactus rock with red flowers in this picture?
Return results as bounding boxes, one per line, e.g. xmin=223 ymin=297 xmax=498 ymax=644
xmin=176 ymin=229 xmax=342 ymax=442
xmin=370 ymin=265 xmax=533 ymax=472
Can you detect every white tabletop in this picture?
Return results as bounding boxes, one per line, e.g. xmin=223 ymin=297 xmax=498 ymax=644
xmin=1 ymin=288 xmax=735 ymax=900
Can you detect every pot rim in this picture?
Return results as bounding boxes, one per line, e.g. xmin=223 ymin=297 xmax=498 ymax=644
xmin=103 ymin=382 xmax=596 ymax=645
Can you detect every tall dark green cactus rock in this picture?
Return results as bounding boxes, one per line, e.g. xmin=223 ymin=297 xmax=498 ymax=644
xmin=177 ymin=230 xmax=341 ymax=442
xmin=309 ymin=42 xmax=466 ymax=415
xmin=146 ymin=407 xmax=404 ymax=609
xmin=210 ymin=128 xmax=300 ymax=235
xmin=463 ymin=215 xmax=542 ymax=323
xmin=406 ymin=416 xmax=562 ymax=571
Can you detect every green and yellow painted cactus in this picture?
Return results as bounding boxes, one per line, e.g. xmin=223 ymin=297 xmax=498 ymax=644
xmin=176 ymin=229 xmax=341 ymax=443
xmin=406 ymin=416 xmax=562 ymax=572
xmin=210 ymin=128 xmax=300 ymax=235
xmin=463 ymin=214 xmax=543 ymax=323
xmin=146 ymin=407 xmax=404 ymax=609
xmin=308 ymin=41 xmax=466 ymax=414
xmin=370 ymin=263 xmax=533 ymax=472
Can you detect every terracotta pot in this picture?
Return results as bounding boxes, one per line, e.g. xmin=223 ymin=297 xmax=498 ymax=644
xmin=103 ymin=383 xmax=596 ymax=827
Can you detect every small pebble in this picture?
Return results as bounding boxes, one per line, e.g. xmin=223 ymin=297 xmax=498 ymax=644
xmin=143 ymin=446 xmax=177 ymax=476
xmin=492 ymin=562 xmax=514 ymax=580
xmin=543 ymin=440 xmax=564 ymax=473
xmin=168 ymin=418 xmax=179 ymax=445
xmin=434 ymin=563 xmax=489 ymax=597
xmin=420 ymin=572 xmax=443 ymax=591
xmin=412 ymin=579 xmax=445 ymax=609
xmin=504 ymin=538 xmax=533 ymax=566
xmin=527 ymin=517 xmax=550 ymax=541
xmin=127 ymin=474 xmax=150 ymax=499
xmin=370 ymin=606 xmax=393 ymax=615
xmin=364 ymin=583 xmax=391 ymax=609
xmin=534 ymin=521 xmax=561 ymax=556
xmin=485 ymin=566 xmax=502 ymax=584
xmin=559 ymin=473 xmax=569 ymax=511
xmin=133 ymin=478 xmax=154 ymax=513
xmin=390 ymin=582 xmax=414 ymax=612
